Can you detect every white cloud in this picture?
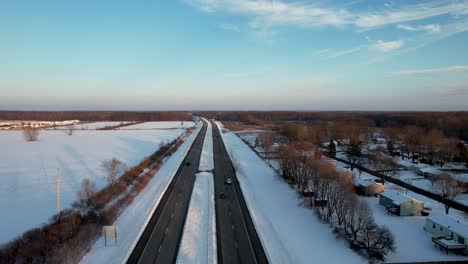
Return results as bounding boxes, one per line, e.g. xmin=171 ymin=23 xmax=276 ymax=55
xmin=186 ymin=0 xmax=468 ymax=30
xmin=392 ymin=65 xmax=468 ymax=75
xmin=355 ymin=1 xmax=468 ymax=28
xmin=397 ymin=23 xmax=441 ymax=32
xmin=219 ymin=23 xmax=240 ymax=31
xmin=371 ymin=40 xmax=404 ymax=52
xmin=327 ymin=47 xmax=362 ymax=58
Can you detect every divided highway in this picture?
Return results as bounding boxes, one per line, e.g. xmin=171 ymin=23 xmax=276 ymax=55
xmin=212 ymin=121 xmax=269 ymax=264
xmin=126 ymin=119 xmax=267 ymax=264
xmin=126 ymin=121 xmax=207 ymax=264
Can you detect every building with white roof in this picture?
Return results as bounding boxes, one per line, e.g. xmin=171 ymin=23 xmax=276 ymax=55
xmin=379 ymin=189 xmax=424 ymax=216
xmin=426 ymin=213 xmax=468 ymax=255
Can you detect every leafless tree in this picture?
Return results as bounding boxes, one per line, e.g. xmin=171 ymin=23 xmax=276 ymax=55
xmin=67 ymin=125 xmax=75 ymax=136
xmin=78 ymin=178 xmax=97 ymax=202
xmin=345 ymin=199 xmax=374 ymax=241
xmin=432 ymin=173 xmax=462 ymax=214
xmin=360 ymin=224 xmax=395 ymax=261
xmin=326 ymin=171 xmax=352 ymax=225
xmin=100 ymin=157 xmax=125 ymax=189
xmin=371 ymin=151 xmax=398 ymax=185
xmin=23 ymin=128 xmax=40 ymax=141
xmin=260 ymin=131 xmax=274 ymax=162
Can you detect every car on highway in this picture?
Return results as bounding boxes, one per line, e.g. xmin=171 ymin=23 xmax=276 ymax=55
xmin=219 ymin=192 xmax=226 ymax=199
xmin=226 ymin=178 xmax=232 ymax=185
xmin=186 ymin=161 xmax=191 ymax=166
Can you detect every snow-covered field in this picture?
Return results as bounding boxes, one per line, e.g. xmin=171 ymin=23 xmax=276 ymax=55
xmin=215 ymin=122 xmax=364 ymax=264
xmin=332 ymin=160 xmax=468 ymax=262
xmin=198 ymin=119 xmax=213 ymax=171
xmin=0 ymin=124 xmax=190 ymax=245
xmin=176 ymin=172 xmax=216 ymax=264
xmin=118 ymin=121 xmax=195 ymax=130
xmin=81 ymin=121 xmax=202 ymax=264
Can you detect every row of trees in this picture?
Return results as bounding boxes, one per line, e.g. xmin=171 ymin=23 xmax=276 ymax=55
xmin=277 ymin=144 xmax=394 ymax=261
xmin=0 ymin=111 xmax=192 ymax=122
xmin=206 ymin=111 xmax=468 ymax=140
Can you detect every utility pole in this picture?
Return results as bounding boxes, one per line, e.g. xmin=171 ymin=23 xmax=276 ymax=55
xmin=56 ymin=168 xmax=61 ymax=222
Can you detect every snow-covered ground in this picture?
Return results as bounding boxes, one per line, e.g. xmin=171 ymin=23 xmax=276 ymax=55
xmin=332 ymin=160 xmax=468 ymax=262
xmin=215 ymin=122 xmax=364 ymax=264
xmin=81 ymin=121 xmax=202 ymax=264
xmin=51 ymin=121 xmax=133 ymax=130
xmin=176 ymin=172 xmax=216 ymax=264
xmin=118 ymin=121 xmax=195 ymax=130
xmin=198 ymin=119 xmax=213 ymax=171
xmin=0 ymin=124 xmax=190 ymax=244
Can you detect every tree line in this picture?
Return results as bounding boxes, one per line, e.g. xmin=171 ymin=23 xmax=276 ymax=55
xmin=0 ymin=111 xmax=192 ymax=122
xmin=203 ymin=111 xmax=468 ymax=140
xmin=277 ymin=143 xmax=394 ymax=261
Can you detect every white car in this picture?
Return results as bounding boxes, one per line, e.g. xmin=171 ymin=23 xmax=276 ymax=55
xmin=226 ymin=178 xmax=232 ymax=184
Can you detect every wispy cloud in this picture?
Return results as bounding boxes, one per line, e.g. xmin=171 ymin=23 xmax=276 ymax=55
xmin=186 ymin=0 xmax=468 ymax=30
xmin=219 ymin=23 xmax=240 ymax=32
xmin=392 ymin=65 xmax=468 ymax=75
xmin=327 ymin=47 xmax=362 ymax=58
xmin=397 ymin=23 xmax=441 ymax=32
xmin=371 ymin=40 xmax=404 ymax=52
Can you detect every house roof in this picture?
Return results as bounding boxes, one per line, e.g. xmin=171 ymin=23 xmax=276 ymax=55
xmin=380 ymin=189 xmax=421 ymax=205
xmin=354 ymin=178 xmax=380 ymax=188
xmin=428 ymin=213 xmax=468 ymax=238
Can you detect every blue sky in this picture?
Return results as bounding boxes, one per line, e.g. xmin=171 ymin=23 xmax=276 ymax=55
xmin=1 ymin=0 xmax=468 ymax=111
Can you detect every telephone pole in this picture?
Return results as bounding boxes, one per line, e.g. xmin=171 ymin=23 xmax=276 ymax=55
xmin=56 ymin=168 xmax=61 ymax=221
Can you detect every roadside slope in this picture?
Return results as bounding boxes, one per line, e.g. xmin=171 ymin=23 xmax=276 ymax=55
xmin=215 ymin=122 xmax=364 ymax=264
xmin=80 ymin=121 xmax=202 ymax=264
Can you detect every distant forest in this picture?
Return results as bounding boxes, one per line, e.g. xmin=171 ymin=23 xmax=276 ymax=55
xmin=0 ymin=111 xmax=193 ymax=122
xmin=202 ymin=111 xmax=468 ymax=141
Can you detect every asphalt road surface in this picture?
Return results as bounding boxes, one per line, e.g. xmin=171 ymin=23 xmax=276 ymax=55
xmin=126 ymin=121 xmax=207 ymax=264
xmin=212 ymin=121 xmax=269 ymax=264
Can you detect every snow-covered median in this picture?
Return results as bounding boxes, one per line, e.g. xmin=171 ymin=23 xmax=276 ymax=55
xmin=215 ymin=122 xmax=364 ymax=264
xmin=176 ymin=172 xmax=216 ymax=264
xmin=80 ymin=122 xmax=202 ymax=264
xmin=199 ymin=118 xmax=214 ymax=171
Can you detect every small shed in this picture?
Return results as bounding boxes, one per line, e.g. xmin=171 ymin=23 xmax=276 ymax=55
xmin=426 ymin=213 xmax=468 ymax=255
xmin=379 ymin=189 xmax=424 ymax=216
xmin=353 ymin=178 xmax=384 ymax=196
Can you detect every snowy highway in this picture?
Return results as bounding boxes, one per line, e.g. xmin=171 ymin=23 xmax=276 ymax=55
xmin=212 ymin=121 xmax=268 ymax=264
xmin=126 ymin=121 xmax=208 ymax=264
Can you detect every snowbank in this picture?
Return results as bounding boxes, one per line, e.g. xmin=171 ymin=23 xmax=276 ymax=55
xmin=78 ymin=122 xmax=202 ymax=264
xmin=0 ymin=128 xmax=187 ymax=244
xmin=215 ymin=122 xmax=363 ymax=264
xmin=176 ymin=172 xmax=216 ymax=264
xmin=198 ymin=118 xmax=214 ymax=171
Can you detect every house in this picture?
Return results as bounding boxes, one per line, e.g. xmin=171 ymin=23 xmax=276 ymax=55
xmin=353 ymin=178 xmax=384 ymax=196
xmin=379 ymin=189 xmax=424 ymax=216
xmin=425 ymin=213 xmax=468 ymax=255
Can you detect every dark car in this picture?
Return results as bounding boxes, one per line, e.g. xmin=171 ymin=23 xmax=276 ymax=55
xmin=219 ymin=192 xmax=226 ymax=199
xmin=186 ymin=161 xmax=191 ymax=166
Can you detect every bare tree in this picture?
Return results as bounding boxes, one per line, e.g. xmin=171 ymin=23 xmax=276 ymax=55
xmin=360 ymin=225 xmax=395 ymax=261
xmin=345 ymin=199 xmax=374 ymax=241
xmin=23 ymin=128 xmax=40 ymax=141
xmin=260 ymin=131 xmax=274 ymax=162
xmin=67 ymin=125 xmax=75 ymax=136
xmin=100 ymin=157 xmax=125 ymax=189
xmin=371 ymin=151 xmax=398 ymax=185
xmin=432 ymin=173 xmax=462 ymax=214
xmin=78 ymin=178 xmax=97 ymax=202
xmin=327 ymin=171 xmax=352 ymax=225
